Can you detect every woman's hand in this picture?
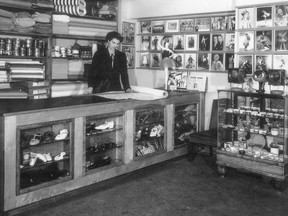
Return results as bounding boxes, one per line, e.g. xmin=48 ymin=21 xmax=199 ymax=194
xmin=125 ymin=88 xmax=133 ymax=93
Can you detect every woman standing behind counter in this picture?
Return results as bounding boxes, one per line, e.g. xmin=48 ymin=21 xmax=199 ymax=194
xmin=88 ymin=31 xmax=132 ymax=93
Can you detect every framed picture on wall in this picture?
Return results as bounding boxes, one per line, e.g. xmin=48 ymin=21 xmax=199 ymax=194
xmin=198 ymin=34 xmax=210 ymax=51
xmin=122 ymin=46 xmax=135 ymax=68
xmin=140 ymin=52 xmax=150 ymax=67
xmin=184 ymin=53 xmax=197 ymax=69
xmin=140 ymin=21 xmax=151 ymax=33
xmin=165 ymin=20 xmax=179 ymax=33
xmin=275 ymin=5 xmax=288 ymax=27
xmin=151 ymin=21 xmax=165 ymax=33
xmin=225 ymin=53 xmax=235 ymax=70
xmin=140 ymin=36 xmax=150 ymax=51
xmin=179 ymin=18 xmax=194 ymax=32
xmin=184 ymin=34 xmax=197 ymax=51
xmin=225 ymin=33 xmax=235 ymax=51
xmin=227 ymin=16 xmax=236 ymax=31
xmin=150 ymin=53 xmax=161 ymax=68
xmin=173 ymin=53 xmax=184 ymax=69
xmin=273 ymin=55 xmax=288 ymax=71
xmin=255 ymin=30 xmax=272 ymax=52
xmin=211 ymin=16 xmax=227 ymax=31
xmin=198 ymin=53 xmax=210 ymax=70
xmin=255 ymin=55 xmax=272 ymax=71
xmin=238 ymin=31 xmax=254 ymax=52
xmin=122 ymin=22 xmax=135 ymax=45
xmin=150 ymin=35 xmax=164 ymax=51
xmin=238 ymin=55 xmax=253 ymax=74
xmin=211 ymin=34 xmax=224 ymax=51
xmin=195 ymin=17 xmax=210 ymax=31
xmin=275 ymin=30 xmax=288 ymax=51
xmin=173 ymin=35 xmax=184 ymax=50
xmin=211 ymin=53 xmax=224 ymax=71
xmin=160 ymin=36 xmax=173 ymax=50
xmin=238 ymin=7 xmax=254 ymax=29
xmin=256 ymin=6 xmax=272 ymax=27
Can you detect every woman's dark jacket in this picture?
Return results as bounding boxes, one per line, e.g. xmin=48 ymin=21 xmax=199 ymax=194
xmin=88 ymin=47 xmax=130 ymax=93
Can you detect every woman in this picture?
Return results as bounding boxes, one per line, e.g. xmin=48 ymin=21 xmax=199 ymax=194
xmin=88 ymin=31 xmax=132 ymax=93
xmin=211 ymin=54 xmax=224 ymax=71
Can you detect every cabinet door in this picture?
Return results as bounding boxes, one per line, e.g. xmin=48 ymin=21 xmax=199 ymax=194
xmin=218 ymin=90 xmax=286 ymax=163
xmin=84 ymin=113 xmax=124 ymax=174
xmin=174 ymin=103 xmax=198 ymax=147
xmin=134 ymin=107 xmax=165 ymax=158
xmin=17 ymin=120 xmax=73 ymax=194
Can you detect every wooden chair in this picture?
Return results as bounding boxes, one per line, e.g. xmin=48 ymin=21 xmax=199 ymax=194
xmin=187 ymin=98 xmax=228 ymax=161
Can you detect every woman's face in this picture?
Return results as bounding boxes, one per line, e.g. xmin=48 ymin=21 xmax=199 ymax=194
xmin=107 ymin=38 xmax=120 ymax=52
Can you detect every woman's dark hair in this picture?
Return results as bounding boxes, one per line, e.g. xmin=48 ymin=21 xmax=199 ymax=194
xmin=106 ymin=31 xmax=123 ymax=42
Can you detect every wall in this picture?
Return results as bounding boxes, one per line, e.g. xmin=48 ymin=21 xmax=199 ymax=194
xmin=119 ymin=0 xmax=287 ymax=129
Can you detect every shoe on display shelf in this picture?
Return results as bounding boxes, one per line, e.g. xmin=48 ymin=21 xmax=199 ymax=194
xmin=55 ymin=129 xmax=69 ymax=140
xmin=95 ymin=121 xmax=114 ymax=130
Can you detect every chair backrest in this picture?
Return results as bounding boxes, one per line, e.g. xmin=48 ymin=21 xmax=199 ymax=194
xmin=209 ymin=98 xmax=230 ymax=130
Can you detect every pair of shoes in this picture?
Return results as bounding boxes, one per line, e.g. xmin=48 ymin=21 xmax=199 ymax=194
xmin=95 ymin=121 xmax=114 ymax=130
xmin=41 ymin=131 xmax=55 ymax=143
xmin=54 ymin=152 xmax=66 ymax=161
xmin=87 ymin=156 xmax=111 ymax=170
xmin=150 ymin=124 xmax=165 ymax=137
xmin=29 ymin=133 xmax=42 ymax=146
xmin=55 ymin=129 xmax=69 ymax=140
xmin=29 ymin=152 xmax=53 ymax=166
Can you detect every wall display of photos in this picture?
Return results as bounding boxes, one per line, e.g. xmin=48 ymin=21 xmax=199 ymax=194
xmin=136 ymin=11 xmax=235 ymax=72
xmin=122 ymin=22 xmax=136 ymax=68
xmin=235 ymin=3 xmax=288 ymax=76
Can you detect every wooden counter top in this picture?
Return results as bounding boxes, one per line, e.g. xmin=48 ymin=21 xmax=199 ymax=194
xmin=0 ymin=90 xmax=201 ymax=116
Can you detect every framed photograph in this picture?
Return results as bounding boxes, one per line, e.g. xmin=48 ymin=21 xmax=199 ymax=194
xmin=273 ymin=55 xmax=288 ymax=71
xmin=140 ymin=36 xmax=150 ymax=51
xmin=151 ymin=21 xmax=165 ymax=33
xmin=160 ymin=36 xmax=173 ymax=50
xmin=238 ymin=7 xmax=254 ymax=29
xmin=184 ymin=53 xmax=197 ymax=69
xmin=275 ymin=5 xmax=288 ymax=27
xmin=140 ymin=21 xmax=151 ymax=33
xmin=225 ymin=33 xmax=235 ymax=51
xmin=173 ymin=53 xmax=184 ymax=69
xmin=211 ymin=53 xmax=224 ymax=71
xmin=195 ymin=17 xmax=210 ymax=31
xmin=179 ymin=71 xmax=188 ymax=88
xmin=140 ymin=52 xmax=150 ymax=68
xmin=150 ymin=53 xmax=161 ymax=68
xmin=198 ymin=53 xmax=210 ymax=70
xmin=255 ymin=55 xmax=272 ymax=71
xmin=150 ymin=35 xmax=164 ymax=51
xmin=179 ymin=19 xmax=194 ymax=32
xmin=225 ymin=53 xmax=235 ymax=70
xmin=198 ymin=34 xmax=210 ymax=51
xmin=122 ymin=46 xmax=135 ymax=68
xmin=165 ymin=20 xmax=179 ymax=33
xmin=173 ymin=35 xmax=184 ymax=50
xmin=238 ymin=55 xmax=253 ymax=74
xmin=228 ymin=16 xmax=236 ymax=31
xmin=275 ymin=30 xmax=288 ymax=51
xmin=256 ymin=6 xmax=272 ymax=27
xmin=238 ymin=31 xmax=254 ymax=52
xmin=212 ymin=34 xmax=224 ymax=51
xmin=256 ymin=30 xmax=272 ymax=52
xmin=184 ymin=34 xmax=197 ymax=51
xmin=122 ymin=22 xmax=135 ymax=45
xmin=211 ymin=16 xmax=227 ymax=31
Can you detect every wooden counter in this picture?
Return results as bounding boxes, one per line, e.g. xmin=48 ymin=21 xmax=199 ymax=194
xmin=0 ymin=91 xmax=204 ymax=215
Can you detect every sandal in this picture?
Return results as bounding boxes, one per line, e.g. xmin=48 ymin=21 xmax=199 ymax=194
xmin=54 ymin=152 xmax=66 ymax=161
xmin=29 ymin=133 xmax=42 ymax=146
xmin=55 ymin=129 xmax=69 ymax=140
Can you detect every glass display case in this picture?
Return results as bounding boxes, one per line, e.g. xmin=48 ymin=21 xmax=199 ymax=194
xmin=217 ymin=90 xmax=288 ymax=190
xmin=174 ymin=103 xmax=198 ymax=147
xmin=85 ymin=113 xmax=124 ymax=173
xmin=134 ymin=107 xmax=165 ymax=158
xmin=18 ymin=120 xmax=73 ymax=194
